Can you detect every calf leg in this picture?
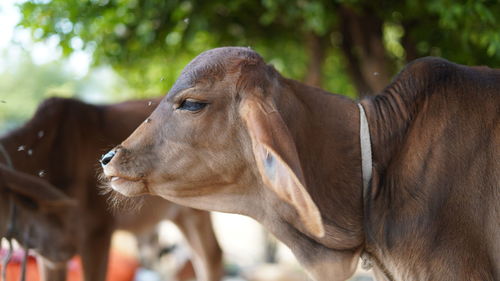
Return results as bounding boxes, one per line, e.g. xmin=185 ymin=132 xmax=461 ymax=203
xmin=78 ymin=227 xmax=113 ymax=281
xmin=37 ymin=257 xmax=67 ymax=281
xmin=172 ymin=209 xmax=223 ymax=281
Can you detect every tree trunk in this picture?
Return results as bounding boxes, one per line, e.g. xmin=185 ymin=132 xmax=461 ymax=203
xmin=338 ymin=6 xmax=394 ymax=97
xmin=401 ymin=21 xmax=419 ymax=62
xmin=304 ymin=33 xmax=327 ymax=88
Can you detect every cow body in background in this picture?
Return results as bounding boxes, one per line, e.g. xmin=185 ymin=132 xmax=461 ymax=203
xmin=0 ymin=163 xmax=76 ymax=281
xmin=0 ymin=98 xmax=223 ymax=281
xmin=103 ymin=47 xmax=499 ymax=281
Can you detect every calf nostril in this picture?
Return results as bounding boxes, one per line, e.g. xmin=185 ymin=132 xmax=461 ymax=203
xmin=100 ymin=150 xmax=116 ymax=166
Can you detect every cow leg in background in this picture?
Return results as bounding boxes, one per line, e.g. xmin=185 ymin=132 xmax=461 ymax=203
xmin=79 ymin=226 xmax=113 ymax=281
xmin=172 ymin=209 xmax=223 ymax=281
xmin=136 ymin=230 xmax=161 ymax=269
xmin=37 ymin=257 xmax=67 ymax=281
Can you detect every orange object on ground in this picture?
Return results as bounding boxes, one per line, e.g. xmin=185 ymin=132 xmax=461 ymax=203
xmin=0 ymin=250 xmax=138 ymax=281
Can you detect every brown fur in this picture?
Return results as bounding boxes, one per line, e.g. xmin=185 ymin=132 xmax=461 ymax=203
xmin=361 ymin=58 xmax=500 ymax=281
xmin=103 ymin=47 xmax=499 ymax=281
xmin=0 ymin=98 xmax=223 ymax=281
xmin=0 ymin=163 xmax=76 ymax=263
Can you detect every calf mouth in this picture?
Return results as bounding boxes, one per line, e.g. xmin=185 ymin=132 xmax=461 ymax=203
xmin=107 ymin=175 xmax=147 ymax=197
xmin=110 ymin=175 xmax=140 ymax=184
xmin=101 ymin=162 xmax=148 ymax=197
xmin=98 ymin=173 xmax=147 ymax=213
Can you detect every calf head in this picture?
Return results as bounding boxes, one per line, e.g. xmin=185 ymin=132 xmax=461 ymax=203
xmin=102 ymin=47 xmax=324 ymax=238
xmin=0 ymin=164 xmax=76 ymax=263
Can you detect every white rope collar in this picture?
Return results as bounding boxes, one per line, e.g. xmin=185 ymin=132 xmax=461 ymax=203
xmin=357 ymin=103 xmax=375 ymax=272
xmin=357 ymin=103 xmax=372 ymax=200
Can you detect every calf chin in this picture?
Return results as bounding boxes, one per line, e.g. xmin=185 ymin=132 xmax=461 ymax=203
xmin=305 ymin=249 xmax=361 ymax=281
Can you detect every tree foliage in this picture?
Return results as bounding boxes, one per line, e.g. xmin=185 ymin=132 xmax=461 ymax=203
xmin=0 ymin=49 xmax=130 ymax=132
xmin=18 ymin=0 xmax=500 ymax=97
xmin=0 ymin=52 xmax=75 ymax=132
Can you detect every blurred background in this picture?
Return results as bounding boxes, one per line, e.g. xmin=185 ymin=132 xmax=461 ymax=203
xmin=1 ymin=0 xmax=500 ymax=280
xmin=2 ymin=0 xmax=500 ymax=131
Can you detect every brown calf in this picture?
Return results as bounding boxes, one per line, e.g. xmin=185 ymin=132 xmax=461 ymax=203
xmin=0 ymin=163 xmax=76 ymax=280
xmin=102 ymin=47 xmax=499 ymax=281
xmin=1 ymin=98 xmax=222 ymax=281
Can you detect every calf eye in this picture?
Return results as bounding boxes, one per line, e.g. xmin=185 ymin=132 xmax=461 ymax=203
xmin=178 ymin=100 xmax=207 ymax=111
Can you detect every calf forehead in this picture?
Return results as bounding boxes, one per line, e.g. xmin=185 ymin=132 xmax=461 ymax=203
xmin=168 ymin=47 xmax=265 ymax=97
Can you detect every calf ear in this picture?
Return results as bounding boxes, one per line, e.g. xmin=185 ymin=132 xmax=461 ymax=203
xmin=240 ymin=96 xmax=324 ymax=238
xmin=0 ymin=166 xmax=76 ymax=212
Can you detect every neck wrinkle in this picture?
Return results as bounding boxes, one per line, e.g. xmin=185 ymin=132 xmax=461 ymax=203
xmin=360 ymin=85 xmax=420 ymax=173
xmin=359 ymin=59 xmax=432 ymax=173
